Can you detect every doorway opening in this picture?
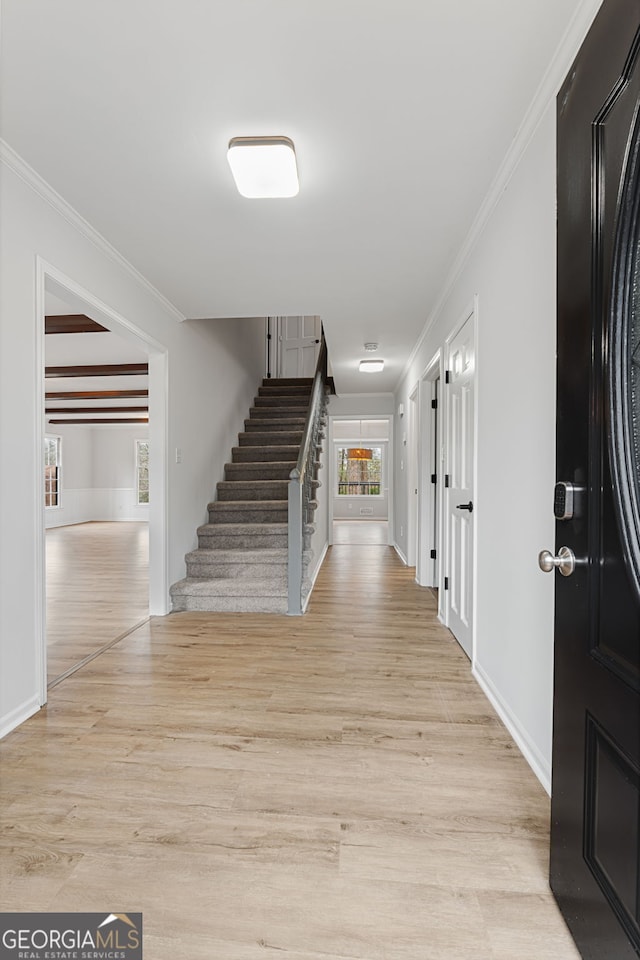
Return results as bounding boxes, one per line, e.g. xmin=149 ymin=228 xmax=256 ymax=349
xmin=36 ymin=261 xmax=169 ymax=701
xmin=329 ymin=415 xmax=394 ymax=547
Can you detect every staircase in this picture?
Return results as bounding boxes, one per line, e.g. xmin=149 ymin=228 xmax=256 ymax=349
xmin=170 ymin=377 xmax=322 ymax=614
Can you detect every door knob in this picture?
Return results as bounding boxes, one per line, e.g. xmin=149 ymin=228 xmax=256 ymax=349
xmin=456 ymin=501 xmax=473 ymax=512
xmin=538 ymin=546 xmax=575 ymax=577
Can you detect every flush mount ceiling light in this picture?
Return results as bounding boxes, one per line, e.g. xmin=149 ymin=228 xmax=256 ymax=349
xmin=227 ymin=136 xmax=299 ymax=198
xmin=359 ymin=359 xmax=385 ymax=373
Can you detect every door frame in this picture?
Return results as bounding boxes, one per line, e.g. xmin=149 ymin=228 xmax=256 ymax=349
xmin=328 ymin=414 xmax=395 ymax=546
xmin=35 ymin=258 xmax=170 ymax=706
xmin=407 ymin=386 xmax=419 ymax=567
xmin=442 ymin=297 xmax=479 ymax=658
xmin=416 ymin=350 xmax=442 ymax=589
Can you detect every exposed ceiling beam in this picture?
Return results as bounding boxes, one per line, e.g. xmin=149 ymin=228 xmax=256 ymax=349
xmin=45 ymin=314 xmax=108 ymax=334
xmin=47 ymin=418 xmax=149 ymax=424
xmin=45 ymin=390 xmax=149 ymax=400
xmin=45 ymin=363 xmax=148 ymax=378
xmin=44 ymin=406 xmax=149 ymax=414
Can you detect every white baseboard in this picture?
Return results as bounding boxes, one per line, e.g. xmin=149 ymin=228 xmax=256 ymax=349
xmin=473 ymin=661 xmax=551 ymax=795
xmin=45 ymin=488 xmax=150 ymax=527
xmin=394 ymin=544 xmax=408 ymax=565
xmin=0 ymin=695 xmax=41 ymax=740
xmin=302 ymin=542 xmax=329 ymax=613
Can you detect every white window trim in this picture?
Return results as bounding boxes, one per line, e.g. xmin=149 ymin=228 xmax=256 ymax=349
xmin=44 ymin=434 xmax=62 ymax=510
xmin=135 ymin=438 xmax=150 ymax=506
xmin=334 ymin=440 xmax=386 ymax=499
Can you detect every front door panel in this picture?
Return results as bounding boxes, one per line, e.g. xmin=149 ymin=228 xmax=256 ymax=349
xmin=553 ymin=0 xmax=640 ymax=956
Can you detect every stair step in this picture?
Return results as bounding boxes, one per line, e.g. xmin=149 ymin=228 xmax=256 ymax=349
xmin=249 ymin=406 xmax=308 ymax=419
xmin=262 ymin=378 xmax=313 ymax=387
xmin=232 ymin=445 xmax=300 ymax=463
xmin=225 ymin=461 xmax=296 ymax=481
xmin=244 ymin=418 xmax=306 ymax=431
xmin=197 ymin=522 xmax=314 ymax=551
xmin=185 ymin=548 xmax=288 ymax=579
xmin=170 ymin=578 xmax=288 ymax=614
xmin=208 ymin=501 xmax=288 ymax=523
xmin=258 ymin=385 xmax=312 ymax=397
xmin=254 ymin=396 xmax=312 ymax=408
xmin=239 ymin=431 xmax=303 ymax=446
xmin=216 ymin=480 xmax=288 ymax=501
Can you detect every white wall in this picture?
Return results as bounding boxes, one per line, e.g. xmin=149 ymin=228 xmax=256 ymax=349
xmin=394 ymin=103 xmax=557 ymax=791
xmin=0 ymin=156 xmax=265 ymax=736
xmin=45 ymin=425 xmax=150 ymax=527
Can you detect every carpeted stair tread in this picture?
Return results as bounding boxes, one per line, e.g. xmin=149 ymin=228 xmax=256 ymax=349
xmin=208 ymin=501 xmax=288 ymax=523
xmin=254 ymin=396 xmax=313 ymax=408
xmin=185 ymin=548 xmax=289 ymax=580
xmin=197 ymin=521 xmax=289 ymax=537
xmin=186 ymin=547 xmax=287 ymax=563
xmin=171 ymin=577 xmax=287 ymax=597
xmin=224 ymin=461 xmax=297 ymax=481
xmin=249 ymin=406 xmax=309 ymax=419
xmin=231 ymin=445 xmax=300 ymax=462
xmin=216 ymin=480 xmax=289 ymax=501
xmin=262 ymin=377 xmax=313 ymax=387
xmin=238 ymin=431 xmax=303 ymax=446
xmin=244 ymin=417 xmax=307 ymax=430
xmin=258 ymin=385 xmax=312 ymax=397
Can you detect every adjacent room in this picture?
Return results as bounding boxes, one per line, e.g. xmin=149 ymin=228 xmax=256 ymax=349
xmin=44 ymin=292 xmax=150 ymax=684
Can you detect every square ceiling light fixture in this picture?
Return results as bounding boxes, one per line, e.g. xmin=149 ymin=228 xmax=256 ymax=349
xmin=227 ymin=136 xmax=299 ymax=198
xmin=359 ymin=359 xmax=385 ymax=373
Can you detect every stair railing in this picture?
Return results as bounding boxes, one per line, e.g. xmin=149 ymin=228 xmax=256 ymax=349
xmin=288 ymin=333 xmax=328 ymax=615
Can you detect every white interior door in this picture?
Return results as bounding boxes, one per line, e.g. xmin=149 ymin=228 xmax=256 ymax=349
xmin=276 ymin=316 xmax=321 ymax=378
xmin=445 ymin=313 xmax=475 ymax=658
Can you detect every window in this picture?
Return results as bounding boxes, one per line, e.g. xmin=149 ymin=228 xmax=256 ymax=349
xmin=336 ymin=446 xmax=383 ymax=496
xmin=136 ymin=440 xmax=149 ymax=504
xmin=44 ymin=436 xmax=61 ymax=508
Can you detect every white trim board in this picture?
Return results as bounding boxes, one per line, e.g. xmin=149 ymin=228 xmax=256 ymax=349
xmin=473 ymin=661 xmax=552 ymax=795
xmin=0 ymin=695 xmax=41 ymax=740
xmin=398 ymin=0 xmax=604 ymax=388
xmin=1 ymin=141 xmax=185 ymax=323
xmin=301 ymin=543 xmax=330 ymax=613
xmin=394 ymin=544 xmax=408 ymax=566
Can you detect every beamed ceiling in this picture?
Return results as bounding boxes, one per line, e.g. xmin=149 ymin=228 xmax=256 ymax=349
xmin=44 ymin=299 xmax=150 ymax=427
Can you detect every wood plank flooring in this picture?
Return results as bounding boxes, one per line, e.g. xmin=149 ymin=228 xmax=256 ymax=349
xmin=46 ymin=521 xmax=149 ymax=683
xmin=1 ymin=536 xmax=579 ymax=960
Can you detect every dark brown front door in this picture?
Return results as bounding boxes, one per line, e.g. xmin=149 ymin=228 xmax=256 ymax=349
xmin=552 ymin=0 xmax=640 ymax=957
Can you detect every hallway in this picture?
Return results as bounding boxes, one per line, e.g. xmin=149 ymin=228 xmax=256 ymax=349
xmin=1 ymin=540 xmax=578 ymax=959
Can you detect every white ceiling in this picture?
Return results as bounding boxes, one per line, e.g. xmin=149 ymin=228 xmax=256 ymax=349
xmin=1 ymin=1 xmax=585 ymax=392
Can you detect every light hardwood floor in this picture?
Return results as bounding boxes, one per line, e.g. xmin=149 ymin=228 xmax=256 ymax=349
xmin=46 ymin=521 xmax=149 ymax=684
xmin=2 ymin=537 xmax=579 ymax=960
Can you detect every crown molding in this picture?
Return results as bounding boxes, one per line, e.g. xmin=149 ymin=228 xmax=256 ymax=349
xmin=0 ymin=139 xmax=186 ymax=323
xmin=397 ymin=0 xmax=604 ymax=390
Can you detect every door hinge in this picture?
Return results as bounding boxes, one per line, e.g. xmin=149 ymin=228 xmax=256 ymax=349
xmin=445 ymin=369 xmax=451 ymax=384
xmin=444 ymin=474 xmax=450 ymax=488
xmin=431 ymin=398 xmax=438 ymax=409
xmin=431 ymin=473 xmax=437 ymax=484
xmin=430 ymin=549 xmax=437 ymax=560
xmin=267 ymin=333 xmax=272 ymax=340
xmin=444 ymin=576 xmax=449 ymax=590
